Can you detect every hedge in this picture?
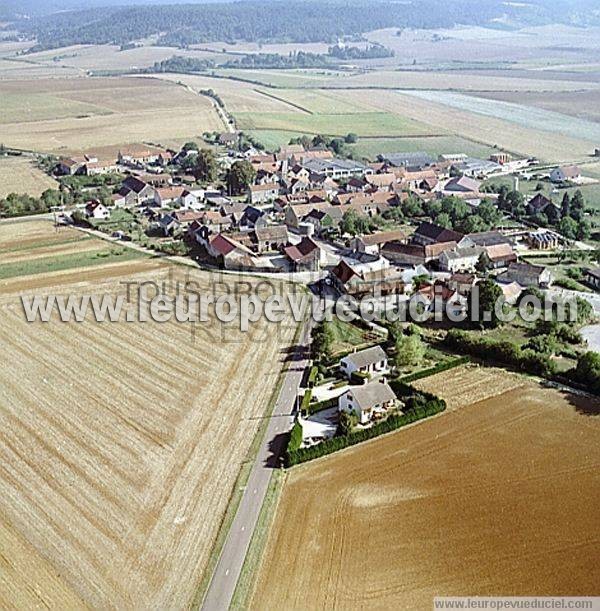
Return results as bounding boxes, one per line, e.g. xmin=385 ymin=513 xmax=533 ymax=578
xmin=398 ymin=357 xmax=470 ymax=384
xmin=350 ymin=370 xmax=370 ymax=384
xmin=300 ymin=389 xmax=312 ymax=413
xmin=304 ymin=395 xmax=338 ymax=415
xmin=288 ymin=420 xmax=303 ymax=453
xmin=286 ymin=397 xmax=446 ymax=467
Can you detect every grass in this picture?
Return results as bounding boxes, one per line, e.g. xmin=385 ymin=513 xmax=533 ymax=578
xmin=0 ymin=234 xmax=91 ymax=255
xmin=330 ymin=317 xmax=372 ymax=354
xmin=349 ymin=135 xmax=497 ymax=162
xmin=0 ymin=247 xmax=144 ymax=279
xmin=236 ymin=111 xmax=435 ymax=138
xmin=230 ymin=469 xmax=285 ymax=610
xmin=0 ymin=156 xmax=59 ymax=197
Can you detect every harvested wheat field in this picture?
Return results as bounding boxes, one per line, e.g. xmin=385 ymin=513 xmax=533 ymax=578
xmin=0 ymin=157 xmax=59 ymax=198
xmin=252 ymin=367 xmax=600 ymax=610
xmin=0 ymin=260 xmax=297 ymax=608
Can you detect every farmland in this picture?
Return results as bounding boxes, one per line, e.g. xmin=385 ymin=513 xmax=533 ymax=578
xmin=251 ymin=366 xmax=600 ymax=609
xmin=0 ymin=77 xmax=222 ymax=152
xmin=0 ymin=255 xmax=297 ymax=608
xmin=0 ymin=157 xmax=58 ymax=197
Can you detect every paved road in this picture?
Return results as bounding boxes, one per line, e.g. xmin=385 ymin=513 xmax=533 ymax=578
xmin=201 ymin=319 xmax=312 ymax=611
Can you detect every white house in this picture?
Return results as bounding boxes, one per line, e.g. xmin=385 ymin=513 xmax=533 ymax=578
xmin=338 ymin=380 xmax=397 ymax=425
xmin=181 ymin=190 xmax=203 ymax=210
xmin=439 ymin=246 xmax=485 ymax=273
xmin=84 ymin=200 xmax=110 ymax=219
xmin=339 ymin=345 xmax=388 ymax=380
xmin=154 ymin=186 xmax=185 ymax=208
xmin=550 ymin=165 xmax=581 ymax=183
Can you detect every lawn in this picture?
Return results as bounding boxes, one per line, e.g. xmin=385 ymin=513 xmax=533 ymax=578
xmin=329 ymin=317 xmax=373 ymax=354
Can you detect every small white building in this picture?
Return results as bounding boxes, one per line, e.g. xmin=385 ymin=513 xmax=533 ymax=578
xmin=338 ymin=380 xmax=397 ymax=425
xmin=339 ymin=345 xmax=388 ymax=380
xmin=439 ymin=246 xmax=485 ymax=273
xmin=84 ymin=201 xmax=110 ymax=219
xmin=550 ymin=165 xmax=581 ymax=184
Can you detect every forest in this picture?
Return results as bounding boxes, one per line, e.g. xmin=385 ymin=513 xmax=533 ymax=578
xmin=15 ymin=0 xmax=511 ymax=52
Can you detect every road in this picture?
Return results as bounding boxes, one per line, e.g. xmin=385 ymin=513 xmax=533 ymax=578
xmin=200 ymin=319 xmax=312 ymax=611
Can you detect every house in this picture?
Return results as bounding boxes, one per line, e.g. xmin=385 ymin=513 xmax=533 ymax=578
xmin=584 ymin=268 xmax=600 ymax=291
xmin=207 ymin=233 xmax=257 ymax=270
xmin=181 ymin=190 xmax=203 ymax=210
xmin=417 ymin=282 xmax=469 ymax=319
xmin=283 ymin=237 xmax=322 ymax=271
xmin=381 ymin=241 xmax=457 ymax=266
xmin=254 ymin=225 xmax=289 ymax=253
xmin=485 ymin=243 xmax=518 ymax=268
xmin=500 ymin=262 xmax=553 ymax=288
xmin=284 ymin=203 xmax=342 ymax=233
xmin=412 ymin=222 xmax=464 ymax=246
xmin=490 ymin=152 xmax=512 ymax=165
xmin=55 ymin=157 xmax=86 ymax=176
xmin=154 ymin=186 xmax=185 ymax=208
xmin=459 ymin=230 xmax=513 ymax=250
xmin=218 ymin=132 xmax=239 ymax=147
xmin=365 ymin=173 xmax=396 ymax=190
xmin=550 ymin=165 xmax=581 ymax=183
xmin=340 ymin=345 xmax=388 ymax=380
xmin=500 ymin=281 xmax=523 ymax=305
xmin=447 ymin=273 xmax=477 ymax=295
xmin=248 ymin=182 xmax=280 ymax=205
xmin=527 ymin=193 xmax=555 ymax=216
xmin=351 ymin=230 xmax=407 ymax=255
xmin=158 ymin=213 xmax=180 ymax=236
xmin=118 ymin=145 xmax=170 ymax=167
xmin=331 ymin=257 xmax=406 ymax=297
xmin=443 ymin=175 xmax=481 ymax=194
xmin=84 ymin=200 xmax=110 ymax=219
xmin=119 ymin=176 xmax=156 ymax=206
xmin=172 ymin=210 xmax=205 ymax=230
xmin=380 ymin=152 xmax=434 ymax=169
xmin=438 ymin=246 xmax=485 ymax=273
xmin=338 ymin=380 xmax=397 ymax=425
xmin=239 ymin=205 xmax=266 ymax=230
xmin=397 ymin=168 xmax=439 ymax=191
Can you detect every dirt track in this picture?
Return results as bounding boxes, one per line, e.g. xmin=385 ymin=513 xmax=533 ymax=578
xmin=252 ymin=371 xmax=600 ymax=610
xmin=0 ymin=261 xmax=296 ymax=608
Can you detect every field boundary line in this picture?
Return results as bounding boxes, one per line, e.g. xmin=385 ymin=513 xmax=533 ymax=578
xmin=252 ymin=89 xmax=313 ymax=114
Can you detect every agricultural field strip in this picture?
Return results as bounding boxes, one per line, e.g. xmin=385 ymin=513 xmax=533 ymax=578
xmin=0 ymin=263 xmax=296 ymax=608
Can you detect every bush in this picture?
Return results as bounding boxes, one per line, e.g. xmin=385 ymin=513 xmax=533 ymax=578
xmin=566 ymin=351 xmax=600 ymax=395
xmin=287 ymin=419 xmax=303 ymax=453
xmin=307 ymin=365 xmax=318 ymax=388
xmin=445 ymin=330 xmax=556 ymax=378
xmin=300 ymin=389 xmax=312 ymax=413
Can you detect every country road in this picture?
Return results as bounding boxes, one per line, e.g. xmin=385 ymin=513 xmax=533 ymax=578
xmin=200 ymin=319 xmax=312 ymax=611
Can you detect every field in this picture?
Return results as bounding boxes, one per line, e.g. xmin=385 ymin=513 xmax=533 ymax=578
xmin=0 ymin=157 xmax=58 ymax=197
xmin=252 ymin=366 xmax=600 ymax=609
xmin=0 ymin=246 xmax=297 ymax=607
xmin=0 ymin=77 xmax=222 ymax=152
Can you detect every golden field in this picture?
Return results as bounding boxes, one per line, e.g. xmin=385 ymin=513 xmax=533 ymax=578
xmin=252 ymin=367 xmax=600 ymax=610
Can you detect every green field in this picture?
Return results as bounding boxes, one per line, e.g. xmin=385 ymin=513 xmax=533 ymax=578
xmin=236 ymin=111 xmax=436 ymax=138
xmin=0 ymin=247 xmax=145 ymax=279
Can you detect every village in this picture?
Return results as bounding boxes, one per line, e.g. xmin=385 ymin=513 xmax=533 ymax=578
xmin=36 ymin=133 xmax=599 ymax=454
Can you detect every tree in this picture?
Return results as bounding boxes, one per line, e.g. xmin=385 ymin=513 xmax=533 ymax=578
xmin=338 ymin=411 xmax=358 ymax=436
xmin=475 ymin=251 xmax=492 ymax=274
xmin=195 ymin=149 xmax=218 ymax=182
xmin=435 ymin=212 xmax=452 ymax=228
xmin=577 ymin=219 xmax=591 ymax=241
xmin=470 ymin=279 xmax=504 ymax=329
xmin=403 ymin=196 xmax=424 ymax=217
xmin=312 ymin=321 xmax=334 ymax=364
xmin=561 ymin=192 xmax=571 ymax=217
xmin=394 ymin=333 xmax=425 ymax=368
xmin=545 ymin=203 xmax=560 ymax=225
xmin=288 ymin=419 xmax=303 ymax=452
xmin=227 ymin=159 xmax=256 ymax=195
xmin=344 ymin=133 xmax=358 ymax=144
xmin=182 ymin=141 xmax=199 ymax=151
xmin=525 ymin=334 xmax=557 ymax=355
xmin=557 ymin=216 xmax=578 ymax=240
